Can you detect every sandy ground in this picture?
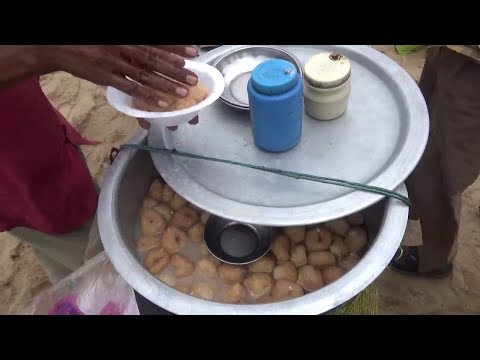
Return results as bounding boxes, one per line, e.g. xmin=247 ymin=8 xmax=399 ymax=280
xmin=1 ymin=45 xmax=479 ymax=315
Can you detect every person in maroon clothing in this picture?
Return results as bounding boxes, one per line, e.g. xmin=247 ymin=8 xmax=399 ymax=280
xmin=0 ymin=45 xmax=199 ymax=283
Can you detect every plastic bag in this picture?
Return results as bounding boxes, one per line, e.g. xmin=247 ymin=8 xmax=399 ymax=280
xmin=22 ymin=252 xmax=139 ymax=315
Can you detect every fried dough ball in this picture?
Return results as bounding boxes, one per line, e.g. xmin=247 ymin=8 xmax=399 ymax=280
xmin=297 ymin=265 xmax=324 ymax=292
xmin=133 ymin=92 xmax=177 ymax=112
xmin=290 ymin=245 xmax=307 ymax=267
xmin=188 ymin=83 xmax=209 ymax=103
xmin=322 ymin=266 xmax=346 ymax=285
xmin=162 ymin=183 xmax=175 ymax=202
xmin=284 ymin=226 xmax=306 ymax=244
xmin=272 ymin=280 xmax=304 ymax=301
xmin=142 ymin=196 xmax=158 ymax=210
xmin=223 ymin=283 xmax=247 ymax=304
xmin=345 ymin=227 xmax=368 ymax=253
xmin=189 ymin=203 xmax=202 ymax=215
xmin=170 ymin=193 xmax=188 ymax=210
xmin=188 ymin=223 xmax=204 ymax=242
xmin=141 ymin=208 xmax=167 ymax=236
xmin=257 ymin=294 xmax=275 ymax=304
xmin=148 ymin=178 xmax=164 ymax=201
xmin=338 ymin=253 xmax=360 ymax=272
xmin=244 ymin=273 xmax=273 ymax=297
xmin=144 ymin=247 xmax=170 ymax=275
xmin=325 ymin=218 xmax=350 ymax=237
xmin=248 ymin=256 xmax=275 ymax=273
xmin=200 ymin=211 xmax=211 ymax=225
xmin=346 ymin=212 xmax=365 ymax=226
xmin=271 ymin=235 xmax=290 ymax=262
xmin=191 ymin=282 xmax=216 ymax=301
xmin=133 ymin=97 xmax=162 ymax=112
xmin=137 ymin=235 xmax=162 ymax=252
xmin=171 ymin=206 xmax=199 ymax=230
xmin=133 ymin=84 xmax=208 ymax=112
xmin=170 ymin=97 xmax=197 ymax=111
xmin=273 ymin=261 xmax=298 ymax=282
xmin=305 ymin=227 xmax=333 ymax=252
xmin=218 ymin=264 xmax=247 ymax=285
xmin=329 ymin=236 xmax=350 ymax=259
xmin=158 ymin=273 xmax=176 ymax=287
xmin=161 ymin=227 xmax=188 ymax=254
xmin=195 ymin=257 xmax=218 ymax=278
xmin=152 ymin=204 xmax=174 ymax=222
xmin=206 ymin=254 xmax=221 ymax=266
xmin=200 ymin=242 xmax=209 ymax=255
xmin=308 ymin=251 xmax=337 ymax=269
xmin=133 ymin=92 xmax=179 ymax=112
xmin=176 ymin=283 xmax=192 ymax=295
xmin=170 ymin=254 xmax=194 ymax=278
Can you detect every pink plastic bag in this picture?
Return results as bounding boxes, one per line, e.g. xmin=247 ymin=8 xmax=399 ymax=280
xmin=23 ymin=252 xmax=139 ymax=315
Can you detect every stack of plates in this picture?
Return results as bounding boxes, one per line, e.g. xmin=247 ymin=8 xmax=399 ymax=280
xmin=212 ymin=45 xmax=303 ymax=110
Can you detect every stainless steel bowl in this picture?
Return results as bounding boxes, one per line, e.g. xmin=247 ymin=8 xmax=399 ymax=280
xmin=98 ymin=131 xmax=410 ymax=315
xmin=212 ymin=45 xmax=303 ymax=110
xmin=204 ymin=215 xmax=274 ymax=265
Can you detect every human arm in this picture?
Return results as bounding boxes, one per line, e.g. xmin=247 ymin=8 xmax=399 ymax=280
xmin=0 ymin=45 xmax=199 ymax=108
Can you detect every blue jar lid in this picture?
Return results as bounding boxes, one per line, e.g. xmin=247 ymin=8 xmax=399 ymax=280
xmin=251 ymin=59 xmax=298 ymax=95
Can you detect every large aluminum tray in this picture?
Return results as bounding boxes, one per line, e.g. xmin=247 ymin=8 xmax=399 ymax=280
xmin=148 ymin=45 xmax=428 ymax=226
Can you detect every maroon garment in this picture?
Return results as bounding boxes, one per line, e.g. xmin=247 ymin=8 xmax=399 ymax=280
xmin=0 ymin=77 xmax=98 ymax=234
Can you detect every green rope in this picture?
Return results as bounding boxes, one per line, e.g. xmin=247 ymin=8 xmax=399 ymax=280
xmin=119 ymin=143 xmax=411 ymax=207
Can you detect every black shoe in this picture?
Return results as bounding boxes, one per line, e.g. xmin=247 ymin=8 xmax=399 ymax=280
xmin=390 ymin=246 xmax=453 ymax=279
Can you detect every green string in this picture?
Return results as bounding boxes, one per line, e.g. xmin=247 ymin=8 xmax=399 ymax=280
xmin=119 ymin=143 xmax=411 ymax=207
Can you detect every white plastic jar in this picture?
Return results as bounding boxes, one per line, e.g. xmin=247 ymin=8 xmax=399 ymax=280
xmin=303 ymin=52 xmax=352 ymax=121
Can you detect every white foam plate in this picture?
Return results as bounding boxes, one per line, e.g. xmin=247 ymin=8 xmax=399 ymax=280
xmin=106 ymin=60 xmax=225 ymax=127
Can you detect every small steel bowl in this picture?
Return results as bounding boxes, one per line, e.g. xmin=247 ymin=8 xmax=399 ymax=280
xmin=204 ymin=215 xmax=274 ymax=265
xmin=212 ymin=45 xmax=303 ymax=111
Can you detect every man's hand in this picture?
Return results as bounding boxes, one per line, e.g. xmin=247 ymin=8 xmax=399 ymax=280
xmin=0 ymin=45 xmax=203 ymax=131
xmin=47 ymin=45 xmax=199 ymax=108
xmin=0 ymin=45 xmax=199 ymax=109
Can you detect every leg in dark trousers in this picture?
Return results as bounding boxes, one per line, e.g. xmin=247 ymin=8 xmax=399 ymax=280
xmin=403 ymin=47 xmax=480 ymax=274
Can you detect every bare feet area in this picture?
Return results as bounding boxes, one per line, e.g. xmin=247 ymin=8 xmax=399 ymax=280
xmin=1 ymin=46 xmax=479 ymax=314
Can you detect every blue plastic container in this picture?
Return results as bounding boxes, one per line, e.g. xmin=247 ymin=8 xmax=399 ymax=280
xmin=247 ymin=59 xmax=304 ymax=152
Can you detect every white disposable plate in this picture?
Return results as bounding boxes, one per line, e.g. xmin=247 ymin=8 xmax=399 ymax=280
xmin=106 ymin=60 xmax=225 ymax=127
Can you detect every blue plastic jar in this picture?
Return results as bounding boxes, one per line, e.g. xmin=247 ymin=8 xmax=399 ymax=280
xmin=247 ymin=59 xmax=304 ymax=152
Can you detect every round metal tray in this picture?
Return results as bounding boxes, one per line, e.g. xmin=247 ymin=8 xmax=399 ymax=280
xmin=148 ymin=45 xmax=429 ymax=227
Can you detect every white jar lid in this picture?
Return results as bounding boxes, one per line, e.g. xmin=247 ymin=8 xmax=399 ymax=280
xmin=304 ymin=52 xmax=351 ymax=89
